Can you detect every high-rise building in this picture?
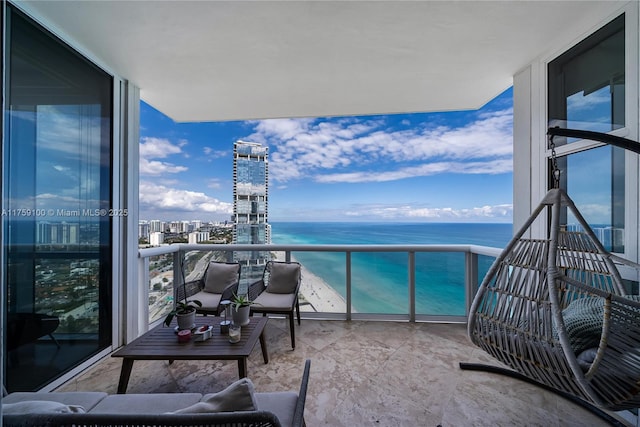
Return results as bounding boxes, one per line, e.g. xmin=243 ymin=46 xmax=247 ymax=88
xmin=188 ymin=231 xmax=210 ymax=244
xmin=149 ymin=232 xmax=164 ymax=246
xmin=138 ymin=221 xmax=150 ymax=239
xmin=233 ymin=140 xmax=270 ymax=285
xmin=149 ymin=220 xmax=164 ymax=233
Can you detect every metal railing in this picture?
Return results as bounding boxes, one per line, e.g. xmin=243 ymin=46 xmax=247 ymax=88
xmin=136 ymin=244 xmax=502 ymax=339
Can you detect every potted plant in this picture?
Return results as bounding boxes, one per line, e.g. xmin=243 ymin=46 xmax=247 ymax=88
xmin=230 ymin=293 xmax=254 ymax=326
xmin=164 ymin=298 xmax=203 ymax=330
xmin=164 ymin=254 xmax=202 ymax=329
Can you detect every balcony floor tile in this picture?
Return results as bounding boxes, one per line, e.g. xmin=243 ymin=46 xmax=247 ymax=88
xmin=57 ymin=319 xmax=627 ymax=426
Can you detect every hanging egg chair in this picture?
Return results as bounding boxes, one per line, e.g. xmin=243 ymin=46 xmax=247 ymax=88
xmin=465 ymin=128 xmax=640 ymax=414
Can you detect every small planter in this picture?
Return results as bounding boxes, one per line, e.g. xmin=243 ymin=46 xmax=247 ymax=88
xmin=232 ymin=305 xmax=251 ymax=326
xmin=176 ymin=310 xmax=196 ymax=330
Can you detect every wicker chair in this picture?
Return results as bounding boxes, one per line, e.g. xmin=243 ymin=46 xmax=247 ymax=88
xmin=177 ymin=261 xmax=241 ymax=316
xmin=248 ymin=261 xmax=302 ymax=349
xmin=467 ymin=187 xmax=640 ymax=411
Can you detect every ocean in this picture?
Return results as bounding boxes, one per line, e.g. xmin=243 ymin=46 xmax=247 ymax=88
xmin=270 ymin=222 xmax=513 ymax=315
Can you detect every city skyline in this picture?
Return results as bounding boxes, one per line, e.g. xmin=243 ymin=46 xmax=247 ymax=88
xmin=140 ymin=87 xmax=513 ymax=223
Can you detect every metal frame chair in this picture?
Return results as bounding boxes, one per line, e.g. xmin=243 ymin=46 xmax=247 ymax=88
xmin=177 ymin=261 xmax=241 ymax=316
xmin=248 ymin=261 xmax=302 ymax=349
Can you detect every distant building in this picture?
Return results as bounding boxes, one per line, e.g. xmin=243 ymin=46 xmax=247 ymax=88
xmin=149 ymin=232 xmax=164 ymax=246
xmin=138 ymin=221 xmax=150 ymax=239
xmin=188 ymin=231 xmax=210 ymax=244
xmin=149 ymin=220 xmax=164 ymax=233
xmin=233 ymin=140 xmax=271 ymax=285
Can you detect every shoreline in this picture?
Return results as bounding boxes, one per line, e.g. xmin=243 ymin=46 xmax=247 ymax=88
xmin=272 ymin=252 xmax=347 ymax=313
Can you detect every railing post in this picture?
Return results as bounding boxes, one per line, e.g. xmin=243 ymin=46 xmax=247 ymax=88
xmin=133 ymin=255 xmax=150 ymax=343
xmin=346 ymin=251 xmax=352 ymax=321
xmin=465 ymin=251 xmax=478 ymax=319
xmin=173 ymin=250 xmax=183 ymax=304
xmin=409 ymin=251 xmax=416 ymax=322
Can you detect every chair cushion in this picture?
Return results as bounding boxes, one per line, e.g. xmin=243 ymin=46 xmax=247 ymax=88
xmin=254 ymin=292 xmax=296 ymax=311
xmin=2 ymin=391 xmax=107 ymax=411
xmin=204 ymin=262 xmax=239 ymax=294
xmin=89 ymin=393 xmax=203 ymax=414
xmin=2 ymin=401 xmax=86 ymax=414
xmin=267 ymin=263 xmax=300 ymax=294
xmin=255 ymin=392 xmax=298 ymax=427
xmin=172 ymin=378 xmax=258 ymax=414
xmin=191 ymin=290 xmax=223 ymax=311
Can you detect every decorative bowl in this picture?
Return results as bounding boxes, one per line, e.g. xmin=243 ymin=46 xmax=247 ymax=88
xmin=193 ymin=325 xmax=213 ymax=342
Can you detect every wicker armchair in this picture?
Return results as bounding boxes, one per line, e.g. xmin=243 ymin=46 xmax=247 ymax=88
xmin=248 ymin=261 xmax=302 ymax=349
xmin=176 ymin=261 xmax=241 ymax=316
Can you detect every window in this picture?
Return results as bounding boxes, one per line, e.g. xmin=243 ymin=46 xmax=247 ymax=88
xmin=549 ymin=14 xmax=625 ymax=136
xmin=4 ymin=6 xmax=113 ymax=391
xmin=548 ymin=14 xmax=625 ymax=253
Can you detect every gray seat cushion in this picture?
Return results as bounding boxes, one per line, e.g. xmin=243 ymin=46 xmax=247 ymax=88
xmin=2 ymin=401 xmax=86 ymax=414
xmin=3 ymin=392 xmax=108 ymax=412
xmin=89 ymin=393 xmax=203 ymax=414
xmin=191 ymin=290 xmax=223 ymax=311
xmin=255 ymin=392 xmax=298 ymax=427
xmin=253 ymin=292 xmax=296 ymax=311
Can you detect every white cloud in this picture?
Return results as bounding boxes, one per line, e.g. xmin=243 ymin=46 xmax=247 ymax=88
xmin=316 ymin=159 xmax=512 ymax=183
xmin=203 ymin=146 xmax=229 ymax=159
xmin=139 ymin=159 xmax=188 ymax=176
xmin=207 ymin=179 xmax=224 ymax=189
xmin=140 ymin=137 xmax=182 ymax=158
xmin=344 ymin=203 xmax=513 ymax=221
xmin=139 ymin=137 xmax=188 ymax=176
xmin=139 ymin=181 xmax=232 ymax=214
xmin=247 ymin=109 xmax=513 ymax=184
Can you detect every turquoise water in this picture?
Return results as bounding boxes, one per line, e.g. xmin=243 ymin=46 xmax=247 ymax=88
xmin=270 ymin=222 xmax=512 ymax=315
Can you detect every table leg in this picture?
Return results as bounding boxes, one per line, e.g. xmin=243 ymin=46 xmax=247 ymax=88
xmin=238 ymin=358 xmax=248 ymax=378
xmin=259 ymin=330 xmax=269 ymax=364
xmin=117 ymin=359 xmax=134 ymax=394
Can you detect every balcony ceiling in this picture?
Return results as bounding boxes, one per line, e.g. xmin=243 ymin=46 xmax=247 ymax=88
xmin=19 ymin=1 xmax=621 ymax=122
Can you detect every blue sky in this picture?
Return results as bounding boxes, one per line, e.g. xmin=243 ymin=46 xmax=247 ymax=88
xmin=139 ymin=87 xmax=513 ymax=223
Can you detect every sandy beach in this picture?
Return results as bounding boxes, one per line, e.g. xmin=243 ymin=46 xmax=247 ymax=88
xmin=272 ymin=252 xmax=346 ymax=313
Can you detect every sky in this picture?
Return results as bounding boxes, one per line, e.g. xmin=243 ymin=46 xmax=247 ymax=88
xmin=139 ymin=87 xmax=513 ymax=223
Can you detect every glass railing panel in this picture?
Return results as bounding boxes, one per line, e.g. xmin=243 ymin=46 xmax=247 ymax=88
xmin=290 ymin=251 xmax=347 ymax=314
xmin=477 ymin=254 xmax=497 ymax=289
xmin=351 ymin=252 xmax=408 ymax=315
xmin=415 ymin=252 xmax=466 ymax=316
xmin=183 ymin=249 xmax=224 ymax=283
xmin=141 ymin=244 xmax=505 ymax=325
xmin=148 ymin=253 xmax=175 ymax=324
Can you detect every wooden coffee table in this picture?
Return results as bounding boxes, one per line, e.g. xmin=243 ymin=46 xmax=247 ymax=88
xmin=112 ymin=316 xmax=269 ymax=393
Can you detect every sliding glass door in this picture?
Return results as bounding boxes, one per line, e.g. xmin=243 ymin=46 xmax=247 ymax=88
xmin=4 ymin=6 xmax=113 ymax=391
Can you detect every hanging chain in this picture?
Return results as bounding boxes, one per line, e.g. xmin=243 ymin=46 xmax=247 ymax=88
xmin=549 ymin=134 xmax=561 ymax=189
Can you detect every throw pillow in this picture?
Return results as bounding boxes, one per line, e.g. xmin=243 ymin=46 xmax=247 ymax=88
xmin=171 ymin=378 xmax=258 ymax=414
xmin=267 ymin=263 xmax=301 ymax=294
xmin=2 ymin=401 xmax=85 ymax=414
xmin=204 ymin=262 xmax=239 ymax=294
xmin=560 ymin=297 xmax=603 ymax=355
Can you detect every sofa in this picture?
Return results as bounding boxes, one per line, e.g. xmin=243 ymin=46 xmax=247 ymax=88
xmin=2 ymin=360 xmax=310 ymax=427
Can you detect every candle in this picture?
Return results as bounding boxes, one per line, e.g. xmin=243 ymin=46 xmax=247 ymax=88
xmin=177 ymin=329 xmax=191 ymax=343
xmin=228 ymin=324 xmax=241 ymax=343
